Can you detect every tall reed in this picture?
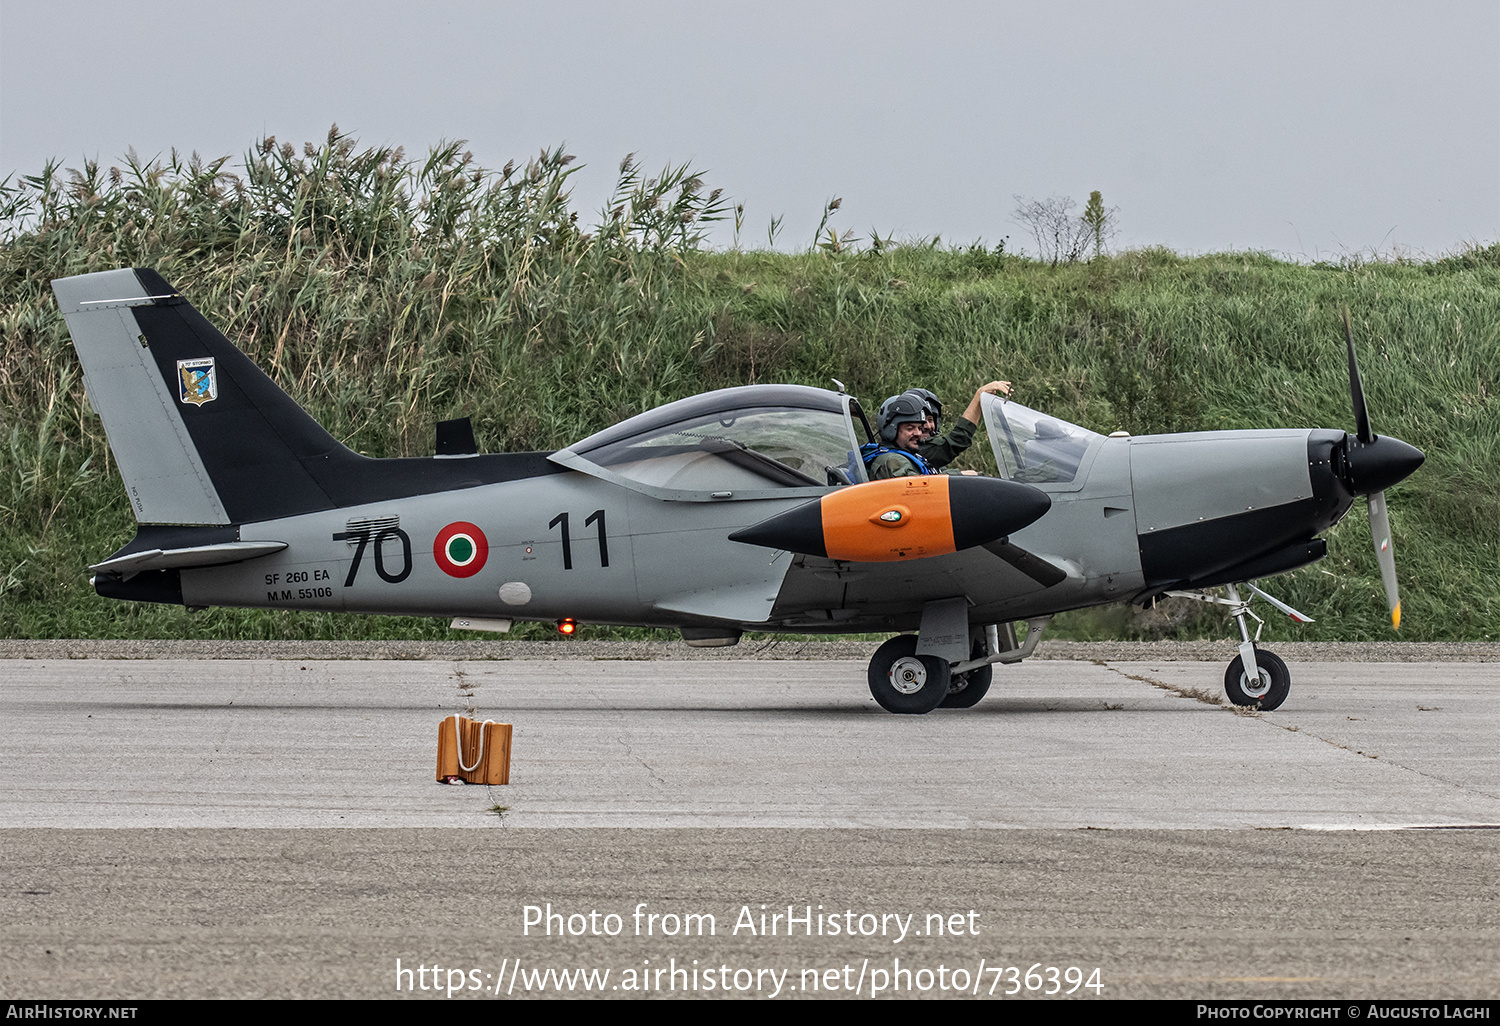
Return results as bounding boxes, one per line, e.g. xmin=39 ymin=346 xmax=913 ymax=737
xmin=1 ymin=131 xmax=1495 ymax=641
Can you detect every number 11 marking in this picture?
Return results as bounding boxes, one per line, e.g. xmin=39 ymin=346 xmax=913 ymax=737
xmin=549 ymin=509 xmax=608 ymax=569
xmin=584 ymin=509 xmax=609 ymax=567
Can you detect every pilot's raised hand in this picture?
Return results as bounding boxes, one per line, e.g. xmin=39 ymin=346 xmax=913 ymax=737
xmin=961 ymin=380 xmax=1013 ymax=425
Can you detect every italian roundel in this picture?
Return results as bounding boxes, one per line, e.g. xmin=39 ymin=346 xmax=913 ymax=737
xmin=434 ymin=522 xmax=489 ymax=577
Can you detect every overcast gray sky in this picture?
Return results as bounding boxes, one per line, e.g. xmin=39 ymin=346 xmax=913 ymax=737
xmin=2 ymin=0 xmax=1496 ymax=259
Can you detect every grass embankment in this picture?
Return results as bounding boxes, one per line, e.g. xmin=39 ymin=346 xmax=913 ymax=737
xmin=1 ymin=132 xmax=1495 ymax=642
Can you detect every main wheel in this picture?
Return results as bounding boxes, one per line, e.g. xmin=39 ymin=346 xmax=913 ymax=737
xmin=1224 ymin=649 xmax=1290 ymax=711
xmin=941 ymin=642 xmax=993 ymax=708
xmin=868 ymin=635 xmax=950 ymax=714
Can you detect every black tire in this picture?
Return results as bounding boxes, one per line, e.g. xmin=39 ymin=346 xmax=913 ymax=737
xmin=868 ymin=635 xmax=950 ymax=714
xmin=1224 ymin=649 xmax=1290 ymax=711
xmin=941 ymin=661 xmax=992 ymax=708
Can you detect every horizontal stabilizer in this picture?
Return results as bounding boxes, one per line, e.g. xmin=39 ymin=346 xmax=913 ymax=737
xmin=90 ymin=541 xmax=287 ymax=574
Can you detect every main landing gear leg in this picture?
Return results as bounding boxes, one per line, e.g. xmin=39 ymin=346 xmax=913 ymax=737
xmin=868 ymin=614 xmax=1053 ymax=715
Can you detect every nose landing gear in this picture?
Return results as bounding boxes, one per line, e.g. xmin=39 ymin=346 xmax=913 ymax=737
xmin=1161 ymin=582 xmax=1309 ymax=711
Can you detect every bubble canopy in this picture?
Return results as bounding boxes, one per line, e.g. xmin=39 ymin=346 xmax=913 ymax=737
xmin=554 ymin=385 xmax=871 ymax=500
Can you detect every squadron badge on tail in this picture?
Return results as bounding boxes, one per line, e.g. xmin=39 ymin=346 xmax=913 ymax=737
xmin=177 ymin=357 xmax=217 ymax=405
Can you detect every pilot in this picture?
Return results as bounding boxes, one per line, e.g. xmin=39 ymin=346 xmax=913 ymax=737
xmin=862 ymin=394 xmax=939 ymax=479
xmin=908 ymin=381 xmax=1013 ymax=471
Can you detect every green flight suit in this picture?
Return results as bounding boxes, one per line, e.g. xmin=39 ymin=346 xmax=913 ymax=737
xmin=917 ymin=415 xmax=978 ymax=469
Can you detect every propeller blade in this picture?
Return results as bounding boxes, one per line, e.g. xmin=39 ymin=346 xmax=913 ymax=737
xmin=1344 ymin=307 xmax=1374 ymax=444
xmin=1367 ymin=490 xmax=1401 ymax=629
xmin=1345 ymin=310 xmax=1409 ymax=630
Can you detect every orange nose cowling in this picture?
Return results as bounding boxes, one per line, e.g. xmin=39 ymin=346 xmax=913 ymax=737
xmin=821 ymin=476 xmax=955 ymax=561
xmin=727 ymin=474 xmax=1050 ymax=561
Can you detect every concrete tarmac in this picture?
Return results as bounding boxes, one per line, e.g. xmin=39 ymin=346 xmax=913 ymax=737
xmin=2 ymin=652 xmax=1497 ymax=999
xmin=2 ymin=656 xmax=1496 ymax=829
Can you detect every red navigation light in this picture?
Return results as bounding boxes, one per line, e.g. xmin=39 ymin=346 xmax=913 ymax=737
xmin=556 ymin=617 xmax=578 ymax=635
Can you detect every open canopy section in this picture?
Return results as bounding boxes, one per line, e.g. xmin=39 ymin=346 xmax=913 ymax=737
xmin=981 ymin=394 xmax=1102 ymax=486
xmin=556 ymin=384 xmax=870 ymax=499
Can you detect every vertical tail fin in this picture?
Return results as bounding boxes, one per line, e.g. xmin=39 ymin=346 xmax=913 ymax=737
xmin=54 ymin=268 xmax=355 ymax=525
xmin=54 ymin=268 xmax=565 ymax=528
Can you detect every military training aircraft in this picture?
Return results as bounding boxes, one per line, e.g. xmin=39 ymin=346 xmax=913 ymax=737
xmin=53 ymin=268 xmax=1425 ymax=714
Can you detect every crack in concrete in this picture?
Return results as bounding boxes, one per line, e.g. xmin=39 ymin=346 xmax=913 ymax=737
xmin=616 ymin=735 xmax=666 ymax=788
xmin=1261 ymin=710 xmax=1500 ymax=804
xmin=1097 ymin=660 xmax=1239 ymax=711
xmin=1103 ymin=662 xmax=1500 ymax=806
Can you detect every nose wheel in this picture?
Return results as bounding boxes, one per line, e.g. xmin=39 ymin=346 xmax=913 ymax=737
xmin=867 ymin=635 xmax=950 ymax=714
xmin=1224 ymin=648 xmax=1290 ymax=710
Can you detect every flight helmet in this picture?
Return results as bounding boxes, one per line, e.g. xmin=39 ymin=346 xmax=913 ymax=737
xmin=905 ymin=387 xmax=942 ymax=431
xmin=877 ymin=393 xmax=929 ymax=443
